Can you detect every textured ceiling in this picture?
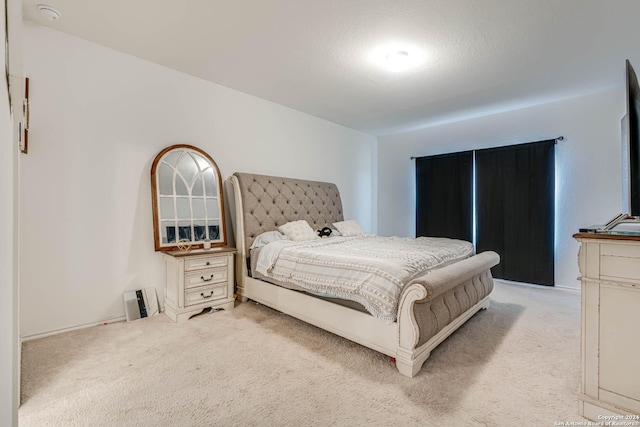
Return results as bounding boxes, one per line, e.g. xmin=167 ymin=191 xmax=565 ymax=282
xmin=21 ymin=0 xmax=640 ymax=135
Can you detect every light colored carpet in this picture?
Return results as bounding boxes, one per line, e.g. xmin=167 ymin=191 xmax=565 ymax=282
xmin=20 ymin=281 xmax=585 ymax=426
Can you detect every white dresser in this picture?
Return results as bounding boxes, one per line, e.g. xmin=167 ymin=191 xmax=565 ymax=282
xmin=574 ymin=233 xmax=640 ymax=421
xmin=163 ymin=247 xmax=236 ymax=322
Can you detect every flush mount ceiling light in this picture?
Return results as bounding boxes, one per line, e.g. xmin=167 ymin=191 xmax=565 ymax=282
xmin=37 ymin=4 xmax=62 ymax=21
xmin=369 ymin=43 xmax=425 ymax=73
xmin=385 ymin=50 xmax=410 ymax=72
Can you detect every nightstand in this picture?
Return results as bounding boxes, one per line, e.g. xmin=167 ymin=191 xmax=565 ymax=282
xmin=163 ymin=247 xmax=236 ymax=322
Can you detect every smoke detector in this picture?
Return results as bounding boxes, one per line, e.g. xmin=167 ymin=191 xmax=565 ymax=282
xmin=37 ymin=4 xmax=62 ymax=21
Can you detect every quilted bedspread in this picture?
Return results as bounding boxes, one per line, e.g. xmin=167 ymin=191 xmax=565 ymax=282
xmin=255 ymin=235 xmax=474 ymax=322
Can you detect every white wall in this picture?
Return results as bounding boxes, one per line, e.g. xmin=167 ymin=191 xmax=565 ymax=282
xmin=378 ymin=89 xmax=623 ymax=289
xmin=0 ymin=77 xmax=16 ymax=423
xmin=2 ymin=0 xmax=21 ymax=424
xmin=21 ymin=22 xmax=376 ymax=338
xmin=0 ymin=40 xmax=16 ymax=427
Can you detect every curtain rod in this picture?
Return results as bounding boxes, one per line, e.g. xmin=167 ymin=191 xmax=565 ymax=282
xmin=410 ymin=136 xmax=564 ymax=160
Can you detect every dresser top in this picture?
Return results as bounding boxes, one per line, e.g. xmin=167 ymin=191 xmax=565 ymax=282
xmin=164 ymin=246 xmax=236 ymax=257
xmin=573 ymin=232 xmax=640 ymax=242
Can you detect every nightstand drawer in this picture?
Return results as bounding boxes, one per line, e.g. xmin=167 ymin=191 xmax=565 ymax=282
xmin=185 ymin=255 xmax=228 ymax=271
xmin=599 ymin=243 xmax=640 ymax=283
xmin=184 ymin=284 xmax=227 ymax=306
xmin=184 ymin=268 xmax=228 ymax=289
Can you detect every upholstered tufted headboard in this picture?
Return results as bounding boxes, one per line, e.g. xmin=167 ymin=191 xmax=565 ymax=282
xmin=231 ymin=172 xmax=344 ymax=254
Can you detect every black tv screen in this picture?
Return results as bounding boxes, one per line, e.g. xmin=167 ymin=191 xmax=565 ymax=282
xmin=627 ymin=59 xmax=640 ymax=216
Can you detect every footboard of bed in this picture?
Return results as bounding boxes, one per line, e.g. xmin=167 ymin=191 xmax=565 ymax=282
xmin=395 ymin=251 xmax=500 ymax=377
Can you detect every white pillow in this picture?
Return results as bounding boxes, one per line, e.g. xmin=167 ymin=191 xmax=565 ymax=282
xmin=278 ymin=220 xmax=319 ymax=242
xmin=333 ymin=220 xmax=365 ymax=237
xmin=250 ymin=230 xmax=290 ymax=249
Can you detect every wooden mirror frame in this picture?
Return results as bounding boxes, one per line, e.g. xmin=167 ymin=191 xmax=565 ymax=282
xmin=150 ymin=144 xmax=227 ymax=251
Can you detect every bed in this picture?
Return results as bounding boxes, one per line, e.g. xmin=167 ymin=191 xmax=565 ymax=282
xmin=229 ymin=172 xmax=499 ymax=377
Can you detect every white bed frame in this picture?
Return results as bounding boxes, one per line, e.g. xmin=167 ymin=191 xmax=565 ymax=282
xmin=229 ymin=173 xmax=499 ymax=377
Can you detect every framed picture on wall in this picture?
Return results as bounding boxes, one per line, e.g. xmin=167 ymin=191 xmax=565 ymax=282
xmin=4 ymin=0 xmax=9 ymax=106
xmin=20 ymin=77 xmax=28 ymax=153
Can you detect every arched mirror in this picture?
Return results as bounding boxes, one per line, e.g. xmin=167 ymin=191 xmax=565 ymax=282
xmin=151 ymin=144 xmax=227 ymax=251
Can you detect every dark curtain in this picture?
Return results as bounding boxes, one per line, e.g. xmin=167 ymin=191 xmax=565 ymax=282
xmin=475 ymin=140 xmax=555 ymax=286
xmin=415 ymin=151 xmax=473 ymax=242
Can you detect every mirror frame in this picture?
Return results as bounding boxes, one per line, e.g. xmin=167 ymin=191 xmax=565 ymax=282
xmin=150 ymin=144 xmax=227 ymax=251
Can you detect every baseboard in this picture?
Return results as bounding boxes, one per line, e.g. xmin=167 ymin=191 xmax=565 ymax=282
xmin=495 ymin=278 xmax=580 ymax=292
xmin=21 ymin=316 xmax=127 ymax=342
xmin=553 ymin=284 xmax=580 ymax=292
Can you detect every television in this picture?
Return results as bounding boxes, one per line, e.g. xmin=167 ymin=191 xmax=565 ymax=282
xmin=581 ymin=60 xmax=640 ymax=233
xmin=623 ymin=59 xmax=640 ymax=217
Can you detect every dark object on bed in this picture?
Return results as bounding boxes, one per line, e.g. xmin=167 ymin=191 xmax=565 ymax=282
xmin=317 ymin=227 xmax=332 ymax=237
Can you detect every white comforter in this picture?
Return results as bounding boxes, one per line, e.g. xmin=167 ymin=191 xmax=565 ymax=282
xmin=255 ymin=235 xmax=474 ymax=322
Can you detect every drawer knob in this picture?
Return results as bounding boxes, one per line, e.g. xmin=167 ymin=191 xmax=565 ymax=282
xmin=201 ymin=291 xmax=214 ymax=299
xmin=201 ymin=275 xmax=214 ymax=282
xmin=206 ymin=261 xmax=210 ymax=265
